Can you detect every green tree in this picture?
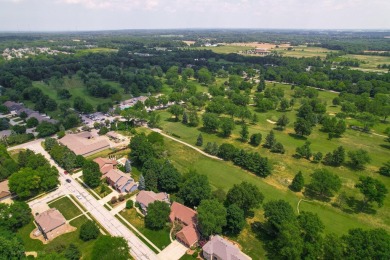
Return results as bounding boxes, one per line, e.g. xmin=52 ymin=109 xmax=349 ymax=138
xmin=197 ymin=199 xmax=227 ymax=237
xmin=64 ymin=244 xmax=81 ymax=260
xmin=279 ymin=98 xmax=290 ymax=111
xmin=264 ymin=130 xmax=276 ymax=149
xmin=355 ymin=176 xmax=388 ymax=209
xmin=294 ymin=118 xmax=312 ymax=136
xmin=296 ymin=141 xmax=312 ymax=160
xmin=79 ymin=220 xmax=99 ymax=241
xmin=308 ymin=169 xmax=342 ymax=199
xmin=196 ymin=133 xmax=203 ymax=146
xmin=225 ymin=204 xmax=245 ymax=235
xmin=220 ymin=117 xmax=235 ymax=137
xmin=249 ymin=133 xmax=262 ymax=146
xmin=138 ymin=175 xmax=145 ymax=190
xmin=270 ymin=142 xmax=285 ymax=154
xmin=202 ymin=113 xmax=220 ymax=132
xmin=145 ymin=201 xmax=171 ymax=230
xmin=197 ymin=67 xmax=213 ymax=85
xmin=26 ymin=117 xmax=39 ymax=128
xmin=36 ymin=121 xmax=58 ymax=137
xmin=168 ymin=104 xmax=184 ymax=121
xmin=91 ymin=236 xmax=130 ymax=260
xmin=323 ymin=146 xmax=345 ymax=167
xmin=226 ymin=182 xmax=264 ymax=216
xmin=129 ymin=133 xmax=155 ymax=165
xmin=125 ymin=160 xmax=131 ymax=173
xmin=290 ymin=171 xmax=304 ymax=192
xmin=379 ymin=161 xmax=390 ymax=177
xmin=348 ymin=149 xmax=371 ymax=170
xmin=323 ymin=233 xmax=344 ymax=260
xmin=0 ymin=201 xmax=32 ymax=232
xmin=239 ymin=124 xmax=249 ymax=142
xmin=0 ymin=236 xmax=25 ymax=260
xmin=263 ymin=200 xmax=296 ymax=236
xmin=182 ymin=111 xmax=188 ymax=124
xmin=276 ymin=114 xmax=289 ymax=130
xmin=82 ymin=161 xmax=101 ymax=188
xmin=178 ymin=173 xmax=211 ymax=207
xmin=298 ymin=211 xmax=324 ymax=259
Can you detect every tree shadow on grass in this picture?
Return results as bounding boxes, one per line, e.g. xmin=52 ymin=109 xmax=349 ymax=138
xmin=288 ymin=133 xmax=307 ymax=140
xmin=379 ymin=144 xmax=390 ymax=150
xmin=303 ymin=189 xmax=332 ymax=203
xmin=250 ymin=221 xmax=275 ymax=259
xmin=165 ymin=117 xmax=178 ymax=122
xmin=346 ymin=197 xmax=377 ymax=215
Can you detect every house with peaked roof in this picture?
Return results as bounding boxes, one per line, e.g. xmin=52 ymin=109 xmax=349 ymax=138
xmin=0 ymin=180 xmax=11 ymax=201
xmin=34 ymin=208 xmax=66 ymax=240
xmin=93 ymin=157 xmax=118 ymax=175
xmin=136 ymin=190 xmax=170 ymax=214
xmin=202 ymin=235 xmax=252 ymax=260
xmin=105 ymin=169 xmax=137 ymax=193
xmin=169 ymin=202 xmax=200 ymax=248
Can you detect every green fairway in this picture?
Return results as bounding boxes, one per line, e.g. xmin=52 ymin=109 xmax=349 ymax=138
xmin=48 ymin=196 xmax=83 ymax=220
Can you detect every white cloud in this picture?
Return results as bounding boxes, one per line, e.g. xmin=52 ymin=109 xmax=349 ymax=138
xmin=59 ymin=0 xmax=160 ymax=10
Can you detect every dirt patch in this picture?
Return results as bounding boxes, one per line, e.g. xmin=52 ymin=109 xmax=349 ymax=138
xmin=229 ymin=42 xmax=291 ymax=50
xmin=183 ymin=41 xmax=196 ymax=46
xmin=25 ymin=252 xmax=37 ymax=258
xmin=30 ymin=223 xmax=77 ymax=244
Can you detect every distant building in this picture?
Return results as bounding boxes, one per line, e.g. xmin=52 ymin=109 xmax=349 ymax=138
xmin=119 ymin=96 xmax=148 ymax=110
xmin=2 ymin=101 xmax=58 ymax=124
xmin=59 ymin=132 xmax=110 ymax=157
xmin=136 ymin=190 xmax=170 ymax=214
xmin=34 ymin=208 xmax=66 ymax=240
xmin=105 ymin=169 xmax=137 ymax=193
xmin=169 ymin=202 xmax=200 ymax=247
xmin=202 ymin=235 xmax=252 ymax=260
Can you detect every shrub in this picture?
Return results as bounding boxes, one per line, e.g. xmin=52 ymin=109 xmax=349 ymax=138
xmin=126 ymin=200 xmax=133 ymax=209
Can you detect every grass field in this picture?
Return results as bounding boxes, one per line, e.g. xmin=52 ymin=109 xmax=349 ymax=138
xmin=75 ymin=48 xmax=117 ymax=55
xmin=274 ymin=46 xmax=334 ymax=58
xmin=32 ymin=76 xmax=132 ymax=119
xmin=145 ymin=80 xmax=390 ymax=258
xmin=17 ymin=213 xmax=96 ymax=259
xmin=120 ymin=208 xmax=171 ymax=250
xmin=343 ymin=54 xmax=390 ymax=70
xmin=48 ymin=196 xmax=83 ymax=220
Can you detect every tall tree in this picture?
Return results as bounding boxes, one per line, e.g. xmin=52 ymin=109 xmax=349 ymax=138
xmin=348 ymin=149 xmax=371 ymax=170
xmin=355 ymin=176 xmax=388 ymax=209
xmin=239 ymin=123 xmax=249 ymax=142
xmin=226 ymin=182 xmax=264 ymax=216
xmin=308 ymin=169 xmax=342 ymax=199
xmin=145 ymin=201 xmax=171 ymax=230
xmin=82 ymin=161 xmax=101 ymax=188
xmin=196 ymin=133 xmax=203 ymax=146
xmin=197 ymin=199 xmax=227 ymax=237
xmin=290 ymin=171 xmax=304 ymax=192
xmin=178 ymin=173 xmax=211 ymax=207
xmin=225 ymin=204 xmax=246 ymax=235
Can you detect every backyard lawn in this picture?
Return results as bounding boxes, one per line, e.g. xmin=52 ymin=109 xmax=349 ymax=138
xmin=120 ymin=208 xmax=171 ymax=250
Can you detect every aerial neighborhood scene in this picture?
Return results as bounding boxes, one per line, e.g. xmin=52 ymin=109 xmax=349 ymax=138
xmin=1 ymin=0 xmax=390 ymax=259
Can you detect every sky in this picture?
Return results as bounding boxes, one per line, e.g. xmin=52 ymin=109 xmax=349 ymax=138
xmin=0 ymin=0 xmax=389 ymax=31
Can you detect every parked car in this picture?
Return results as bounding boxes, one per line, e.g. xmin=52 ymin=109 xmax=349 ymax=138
xmin=64 ymin=171 xmax=68 ymax=175
xmin=66 ymin=179 xmax=71 ymax=183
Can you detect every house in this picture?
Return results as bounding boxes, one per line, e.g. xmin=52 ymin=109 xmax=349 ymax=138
xmin=3 ymin=101 xmax=24 ymax=113
xmin=93 ymin=157 xmax=118 ymax=175
xmin=135 ymin=190 xmax=170 ymax=214
xmin=105 ymin=169 xmax=137 ymax=193
xmin=59 ymin=132 xmax=110 ymax=157
xmin=0 ymin=180 xmax=11 ymax=201
xmin=202 ymin=235 xmax=252 ymax=260
xmin=2 ymin=101 xmax=58 ymax=124
xmin=169 ymin=202 xmax=200 ymax=247
xmin=34 ymin=208 xmax=66 ymax=240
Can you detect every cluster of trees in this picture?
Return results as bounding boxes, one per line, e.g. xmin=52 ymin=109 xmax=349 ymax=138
xmin=257 ymin=199 xmax=390 ymax=259
xmin=212 ymin=143 xmax=272 ymax=177
xmin=0 ymin=201 xmax=31 ymax=259
xmin=263 ymin=130 xmax=285 ymax=154
xmin=9 ymin=149 xmax=59 ymax=199
xmin=44 ymin=138 xmax=85 ymax=172
xmin=0 ymin=145 xmax=19 ymax=180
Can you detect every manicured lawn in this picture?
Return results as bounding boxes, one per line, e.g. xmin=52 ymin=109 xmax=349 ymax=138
xmin=48 ymin=196 xmax=83 ymax=220
xmin=17 ymin=215 xmax=97 ymax=259
xmin=85 ymin=148 xmax=130 ymax=161
xmin=93 ymin=183 xmax=113 ymax=198
xmin=120 ymin=208 xmax=171 ymax=250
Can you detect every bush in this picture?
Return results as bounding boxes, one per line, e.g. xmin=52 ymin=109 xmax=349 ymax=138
xmin=79 ymin=220 xmax=99 ymax=241
xmin=249 ymin=133 xmax=262 ymax=146
xmin=111 ymin=196 xmax=117 ymax=204
xmin=118 ymin=194 xmax=124 ymax=202
xmin=126 ymin=200 xmax=133 ymax=209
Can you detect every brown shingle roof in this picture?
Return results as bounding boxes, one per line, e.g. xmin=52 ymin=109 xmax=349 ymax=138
xmin=93 ymin=157 xmax=117 ymax=174
xmin=35 ymin=208 xmax=66 ymax=234
xmin=136 ymin=190 xmax=169 ymax=208
xmin=202 ymin=235 xmax=252 ymax=260
xmin=170 ymin=202 xmax=197 ymax=226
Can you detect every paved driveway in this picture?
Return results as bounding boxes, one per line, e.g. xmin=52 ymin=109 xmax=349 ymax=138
xmin=157 ymin=241 xmax=188 ymax=260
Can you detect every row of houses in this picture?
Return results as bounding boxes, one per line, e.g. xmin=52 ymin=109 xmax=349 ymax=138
xmin=2 ymin=101 xmax=58 ymax=124
xmin=135 ymin=190 xmax=251 ymax=259
xmin=93 ymin=157 xmax=137 ymax=193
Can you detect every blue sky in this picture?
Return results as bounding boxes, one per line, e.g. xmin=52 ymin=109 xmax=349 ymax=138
xmin=0 ymin=0 xmax=389 ymax=31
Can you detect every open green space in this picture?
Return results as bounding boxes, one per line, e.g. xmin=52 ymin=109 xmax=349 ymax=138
xmin=274 ymin=46 xmax=334 ymax=58
xmin=344 ymin=54 xmax=390 ymax=70
xmin=48 ymin=196 xmax=83 ymax=220
xmin=190 ymin=45 xmax=252 ymax=54
xmin=17 ymin=215 xmax=96 ymax=259
xmin=75 ymin=48 xmax=118 ymax=55
xmin=120 ymin=208 xmax=171 ymax=250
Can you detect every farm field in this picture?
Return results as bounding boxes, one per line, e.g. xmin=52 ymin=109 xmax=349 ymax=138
xmin=190 ymin=45 xmax=252 ymax=54
xmin=344 ymin=54 xmax=390 ymax=70
xmin=274 ymin=46 xmax=335 ymax=58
